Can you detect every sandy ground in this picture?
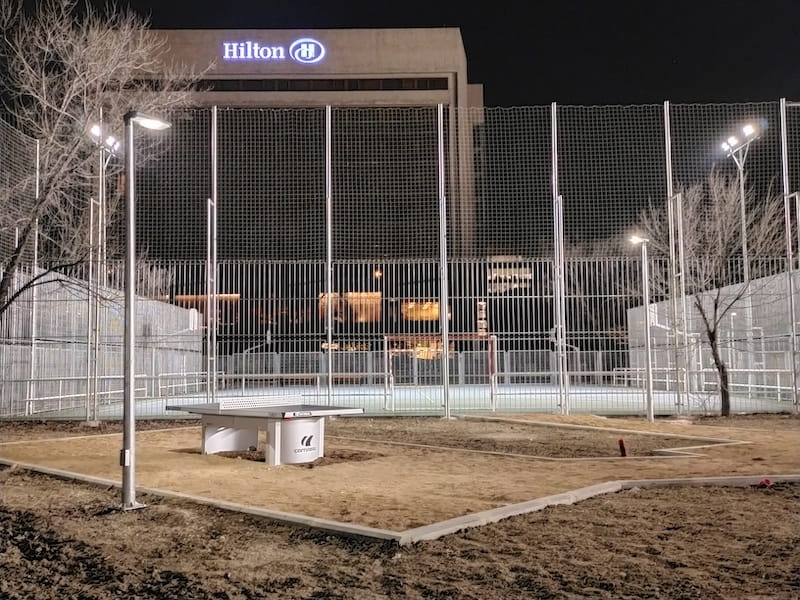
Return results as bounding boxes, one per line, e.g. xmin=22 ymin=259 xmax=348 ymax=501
xmin=1 ymin=412 xmax=799 ymax=599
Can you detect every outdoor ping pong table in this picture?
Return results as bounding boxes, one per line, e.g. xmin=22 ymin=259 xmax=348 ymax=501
xmin=166 ymin=397 xmax=364 ymax=466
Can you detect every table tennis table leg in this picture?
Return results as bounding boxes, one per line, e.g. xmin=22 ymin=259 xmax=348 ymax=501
xmin=267 ymin=419 xmax=282 ymax=466
xmin=202 ymin=419 xmax=259 ymax=455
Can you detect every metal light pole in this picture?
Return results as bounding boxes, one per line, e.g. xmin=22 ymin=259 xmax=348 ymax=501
xmin=721 ymin=123 xmax=760 ymax=397
xmin=631 ymin=235 xmax=654 ymax=422
xmin=87 ymin=119 xmax=120 ymax=422
xmin=121 ymin=110 xmax=171 ymax=511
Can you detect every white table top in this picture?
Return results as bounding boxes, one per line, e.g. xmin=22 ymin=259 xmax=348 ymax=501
xmin=166 ymin=402 xmax=364 ymax=419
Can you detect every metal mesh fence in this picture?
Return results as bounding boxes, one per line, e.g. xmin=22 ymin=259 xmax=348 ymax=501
xmin=670 ymin=102 xmax=782 ymax=194
xmin=0 ymin=117 xmax=37 ymax=264
xmin=558 ymin=104 xmax=666 ymax=247
xmin=1 ymin=101 xmax=798 ymax=418
xmin=468 ymin=106 xmax=553 ymax=257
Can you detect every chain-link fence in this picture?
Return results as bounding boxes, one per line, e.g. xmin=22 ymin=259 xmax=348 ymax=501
xmin=1 ymin=101 xmax=798 ymax=418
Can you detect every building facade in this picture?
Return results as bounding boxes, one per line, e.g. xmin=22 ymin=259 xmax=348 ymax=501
xmin=157 ymin=28 xmax=483 ymax=109
xmin=154 ymin=28 xmax=484 ymax=258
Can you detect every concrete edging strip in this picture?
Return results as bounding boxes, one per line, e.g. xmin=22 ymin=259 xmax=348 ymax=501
xmin=0 ymin=457 xmax=402 ymax=544
xmin=618 ymin=474 xmax=800 ymax=489
xmin=397 ymin=474 xmax=800 ymax=545
xmin=139 ymin=485 xmax=403 ymax=543
xmin=0 ymin=458 xmax=124 ymax=489
xmin=461 ymin=414 xmax=744 ymax=443
xmin=398 ymin=481 xmax=624 ymax=544
xmin=2 ymin=457 xmax=797 ymax=547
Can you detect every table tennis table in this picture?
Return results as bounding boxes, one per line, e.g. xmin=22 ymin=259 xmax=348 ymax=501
xmin=166 ymin=397 xmax=364 ymax=466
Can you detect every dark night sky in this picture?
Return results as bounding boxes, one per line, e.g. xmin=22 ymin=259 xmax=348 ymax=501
xmin=99 ymin=0 xmax=800 ymax=107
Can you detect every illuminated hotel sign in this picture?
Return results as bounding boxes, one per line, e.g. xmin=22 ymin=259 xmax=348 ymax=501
xmin=222 ymin=38 xmax=326 ymax=64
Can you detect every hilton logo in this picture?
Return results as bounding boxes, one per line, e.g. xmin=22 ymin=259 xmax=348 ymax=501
xmin=222 ymin=38 xmax=326 ymax=64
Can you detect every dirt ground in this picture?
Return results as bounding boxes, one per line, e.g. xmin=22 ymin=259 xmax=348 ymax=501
xmin=1 ymin=412 xmax=799 ymax=599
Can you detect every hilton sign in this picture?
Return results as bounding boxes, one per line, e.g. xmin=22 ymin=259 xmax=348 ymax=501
xmin=222 ymin=38 xmax=326 ymax=64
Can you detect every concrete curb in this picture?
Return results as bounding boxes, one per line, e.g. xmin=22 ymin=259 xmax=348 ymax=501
xmin=398 ymin=481 xmax=624 ymax=544
xmin=396 ymin=474 xmax=800 ymax=544
xmin=332 ymin=417 xmax=752 ymax=462
xmin=2 ymin=457 xmax=798 ymax=547
xmin=139 ymin=485 xmax=403 ymax=543
xmin=0 ymin=458 xmax=402 ymax=544
xmin=461 ymin=414 xmax=743 ymax=443
xmin=618 ymin=474 xmax=800 ymax=489
xmin=0 ymin=458 xmax=124 ymax=489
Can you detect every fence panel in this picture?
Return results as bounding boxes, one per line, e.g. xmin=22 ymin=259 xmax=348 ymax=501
xmin=1 ymin=103 xmax=797 ymax=418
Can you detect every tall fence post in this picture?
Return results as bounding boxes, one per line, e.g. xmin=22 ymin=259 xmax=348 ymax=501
xmin=779 ymin=98 xmax=799 ymax=411
xmin=325 ymin=105 xmax=334 ymax=405
xmin=437 ymin=104 xmax=451 ymax=418
xmin=664 ymin=101 xmax=689 ymax=415
xmin=550 ymin=102 xmax=569 ymax=414
xmin=26 ymin=140 xmax=40 ymax=416
xmin=206 ymin=106 xmax=218 ymax=405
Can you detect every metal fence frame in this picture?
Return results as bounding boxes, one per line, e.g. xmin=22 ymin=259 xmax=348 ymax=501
xmin=1 ymin=100 xmax=799 ymax=419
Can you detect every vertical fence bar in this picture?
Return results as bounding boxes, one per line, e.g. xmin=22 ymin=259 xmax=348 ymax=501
xmin=640 ymin=240 xmax=655 ymax=422
xmin=325 ymin=105 xmax=333 ymax=404
xmin=664 ymin=101 xmax=685 ymax=414
xmin=206 ymin=106 xmax=218 ymax=404
xmin=26 ymin=140 xmax=40 ymax=416
xmin=779 ymin=98 xmax=799 ymax=410
xmin=93 ymin=139 xmax=104 ymax=419
xmin=86 ymin=189 xmax=95 ymax=421
xmin=550 ymin=103 xmax=569 ymax=414
xmin=437 ymin=104 xmax=451 ymax=418
xmin=675 ymin=194 xmax=691 ymax=414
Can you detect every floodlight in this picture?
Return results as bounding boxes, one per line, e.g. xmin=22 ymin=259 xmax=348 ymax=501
xmin=124 ymin=110 xmax=171 ymax=131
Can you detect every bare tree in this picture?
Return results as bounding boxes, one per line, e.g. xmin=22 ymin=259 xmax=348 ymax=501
xmin=0 ymin=0 xmax=207 ymax=319
xmin=639 ymin=171 xmax=785 ymax=416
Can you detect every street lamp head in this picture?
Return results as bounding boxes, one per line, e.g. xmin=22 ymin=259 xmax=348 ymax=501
xmin=124 ymin=110 xmax=171 ymax=130
xmin=629 ymin=235 xmax=649 ymax=245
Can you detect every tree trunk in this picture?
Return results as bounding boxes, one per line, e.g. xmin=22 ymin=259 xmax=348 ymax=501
xmin=707 ymin=330 xmax=731 ymax=416
xmin=717 ymin=362 xmax=731 ymax=417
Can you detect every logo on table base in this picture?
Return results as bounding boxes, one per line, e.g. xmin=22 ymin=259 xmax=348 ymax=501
xmin=294 ymin=435 xmax=317 ymax=453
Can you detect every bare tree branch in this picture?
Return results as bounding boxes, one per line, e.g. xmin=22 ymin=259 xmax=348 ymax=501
xmin=639 ymin=170 xmax=786 ymax=415
xmin=0 ymin=0 xmax=209 ymax=318
xmin=0 ymin=257 xmax=87 ymax=317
